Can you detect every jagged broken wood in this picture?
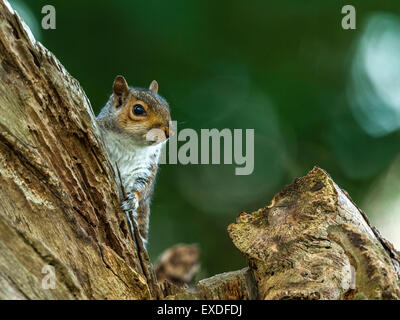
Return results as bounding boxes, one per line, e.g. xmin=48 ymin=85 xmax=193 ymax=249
xmin=228 ymin=167 xmax=400 ymax=300
xmin=0 ymin=0 xmax=399 ymax=300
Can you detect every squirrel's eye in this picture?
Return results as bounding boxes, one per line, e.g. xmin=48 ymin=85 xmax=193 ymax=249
xmin=132 ymin=104 xmax=146 ymax=116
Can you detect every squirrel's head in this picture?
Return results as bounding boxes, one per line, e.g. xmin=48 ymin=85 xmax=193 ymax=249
xmin=110 ymin=75 xmax=173 ymax=146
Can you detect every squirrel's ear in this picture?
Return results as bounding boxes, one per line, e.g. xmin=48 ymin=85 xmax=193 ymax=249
xmin=149 ymin=80 xmax=158 ymax=93
xmin=113 ymin=75 xmax=130 ymax=98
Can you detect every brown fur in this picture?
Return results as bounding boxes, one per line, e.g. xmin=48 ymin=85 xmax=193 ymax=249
xmin=115 ymin=96 xmax=171 ymax=143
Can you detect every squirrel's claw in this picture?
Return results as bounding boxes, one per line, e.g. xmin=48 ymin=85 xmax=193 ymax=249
xmin=121 ymin=192 xmax=139 ymax=214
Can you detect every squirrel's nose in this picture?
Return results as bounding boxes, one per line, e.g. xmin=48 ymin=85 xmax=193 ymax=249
xmin=164 ymin=126 xmax=174 ymax=139
xmin=164 ymin=127 xmax=170 ymax=139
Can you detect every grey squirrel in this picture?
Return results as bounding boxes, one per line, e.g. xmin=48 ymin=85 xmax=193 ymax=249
xmin=97 ymin=75 xmax=172 ymax=247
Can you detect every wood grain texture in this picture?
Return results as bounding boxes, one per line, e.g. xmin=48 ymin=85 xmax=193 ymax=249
xmin=228 ymin=167 xmax=400 ymax=300
xmin=198 ymin=268 xmax=257 ymax=300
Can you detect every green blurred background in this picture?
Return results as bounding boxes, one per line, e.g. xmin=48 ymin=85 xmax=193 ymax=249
xmin=10 ymin=0 xmax=400 ymax=278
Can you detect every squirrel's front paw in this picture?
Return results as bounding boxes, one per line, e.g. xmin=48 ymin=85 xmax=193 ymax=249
xmin=121 ymin=192 xmax=139 ymax=213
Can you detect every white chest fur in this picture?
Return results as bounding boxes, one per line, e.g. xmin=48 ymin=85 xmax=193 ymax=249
xmin=102 ymin=130 xmax=162 ymax=193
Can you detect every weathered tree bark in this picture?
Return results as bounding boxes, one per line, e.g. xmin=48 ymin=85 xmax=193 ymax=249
xmin=0 ymin=0 xmax=159 ymax=299
xmin=0 ymin=0 xmax=399 ymax=300
xmin=228 ymin=167 xmax=400 ymax=300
